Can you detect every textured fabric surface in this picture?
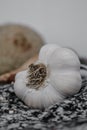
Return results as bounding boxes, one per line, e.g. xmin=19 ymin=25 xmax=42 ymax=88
xmin=0 ymin=59 xmax=87 ymax=130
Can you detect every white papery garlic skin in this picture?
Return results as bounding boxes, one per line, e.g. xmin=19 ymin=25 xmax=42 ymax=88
xmin=14 ymin=44 xmax=82 ymax=109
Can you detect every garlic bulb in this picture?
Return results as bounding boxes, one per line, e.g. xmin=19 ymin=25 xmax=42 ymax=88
xmin=14 ymin=44 xmax=82 ymax=109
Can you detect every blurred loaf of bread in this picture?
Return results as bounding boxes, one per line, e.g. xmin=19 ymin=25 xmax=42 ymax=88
xmin=0 ymin=24 xmax=44 ymax=75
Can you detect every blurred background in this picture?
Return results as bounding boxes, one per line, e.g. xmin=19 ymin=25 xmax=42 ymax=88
xmin=0 ymin=0 xmax=87 ymax=57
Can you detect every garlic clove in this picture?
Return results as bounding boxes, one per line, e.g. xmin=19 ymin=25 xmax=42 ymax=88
xmin=39 ymin=44 xmax=60 ymax=64
xmin=48 ymin=48 xmax=81 ymax=71
xmin=14 ymin=70 xmax=28 ymax=100
xmin=50 ymin=71 xmax=81 ymax=96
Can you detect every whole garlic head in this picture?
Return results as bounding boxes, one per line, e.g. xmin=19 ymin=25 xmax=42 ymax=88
xmin=14 ymin=44 xmax=82 ymax=109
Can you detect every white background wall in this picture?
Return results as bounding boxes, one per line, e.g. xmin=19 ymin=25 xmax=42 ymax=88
xmin=0 ymin=0 xmax=87 ymax=57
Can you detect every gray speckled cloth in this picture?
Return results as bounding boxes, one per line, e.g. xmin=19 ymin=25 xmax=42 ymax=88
xmin=0 ymin=58 xmax=87 ymax=130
